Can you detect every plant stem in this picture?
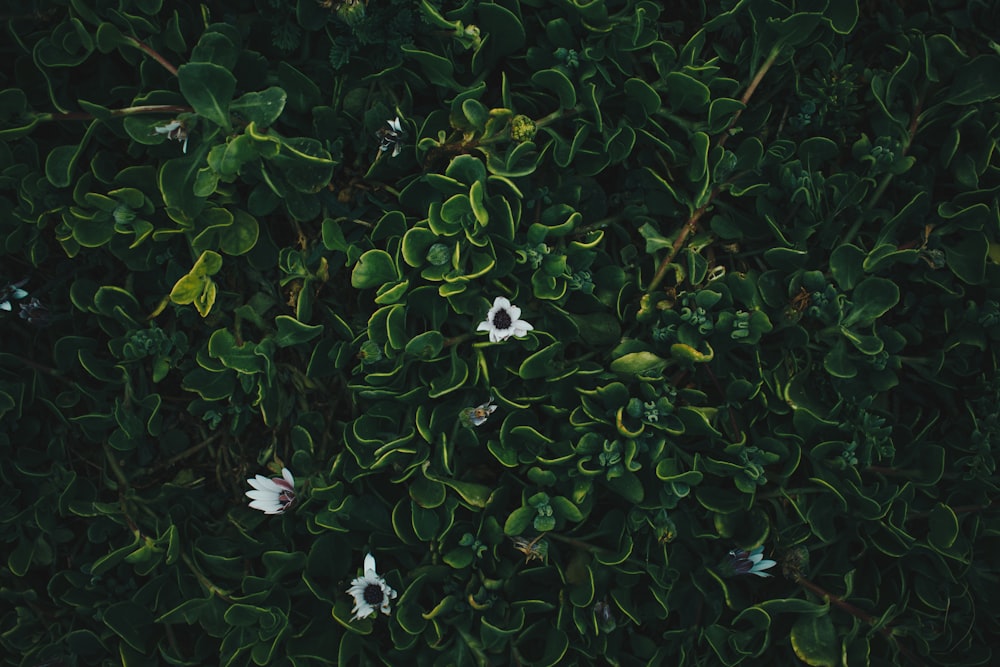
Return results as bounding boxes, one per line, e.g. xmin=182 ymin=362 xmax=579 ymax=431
xmin=644 ymin=195 xmax=715 ymax=293
xmin=180 ymin=552 xmax=234 ymax=602
xmin=124 ymin=36 xmax=180 ymax=76
xmin=103 ymin=444 xmax=130 ymax=491
xmin=41 ymin=104 xmax=192 ymax=122
xmin=796 ymin=575 xmax=927 ymax=667
xmin=717 ymin=47 xmax=780 ymax=150
xmin=444 ymin=332 xmax=475 ymax=348
xmin=535 ymin=104 xmax=584 ymax=129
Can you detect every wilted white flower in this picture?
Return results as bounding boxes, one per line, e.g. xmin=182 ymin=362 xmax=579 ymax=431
xmin=18 ymin=297 xmax=50 ymax=326
xmin=347 ymin=553 xmax=397 ymax=620
xmin=724 ymin=546 xmax=777 ymax=578
xmin=154 ymin=119 xmax=189 ymax=153
xmin=245 ymin=468 xmax=296 ymax=514
xmin=461 ymin=397 xmax=497 ymax=427
xmin=376 ymin=116 xmax=405 ymax=157
xmin=1 ymin=279 xmax=28 ymax=312
xmin=476 ymin=296 xmax=533 ymax=342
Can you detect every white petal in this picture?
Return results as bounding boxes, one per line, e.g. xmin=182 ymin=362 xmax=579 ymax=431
xmin=249 ymin=499 xmax=281 ymax=512
xmin=0 ymin=302 xmax=10 ymax=311
xmin=155 ymin=120 xmax=181 ymax=134
xmin=245 ymin=489 xmax=278 ymax=501
xmin=490 ymin=329 xmax=504 ymax=342
xmin=247 ymin=475 xmax=279 ymax=492
xmin=364 ymin=553 xmax=377 ymax=577
xmin=507 ymin=304 xmax=521 ymax=320
xmin=493 ymin=296 xmax=511 ymax=311
xmin=282 ymin=468 xmax=295 ymax=488
xmin=476 ymin=320 xmax=492 ymax=332
xmin=513 ymin=321 xmax=533 ymax=337
xmin=750 ymin=569 xmax=773 ymax=578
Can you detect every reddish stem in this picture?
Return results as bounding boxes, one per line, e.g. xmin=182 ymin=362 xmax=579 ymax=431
xmin=126 ymin=36 xmax=180 ymax=76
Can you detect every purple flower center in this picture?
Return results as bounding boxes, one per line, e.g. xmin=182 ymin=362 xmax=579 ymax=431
xmin=363 ymin=583 xmax=384 ymax=605
xmin=492 ymin=308 xmax=512 ymax=330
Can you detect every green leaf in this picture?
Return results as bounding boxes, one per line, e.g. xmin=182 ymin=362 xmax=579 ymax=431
xmin=611 ymin=351 xmax=669 ymax=376
xmin=230 ymin=87 xmax=287 ymax=127
xmin=827 ymin=0 xmax=859 ymax=34
xmin=842 ymin=277 xmax=899 ymax=327
xmin=401 ymin=45 xmax=461 ymax=89
xmin=624 ymin=78 xmax=660 ymax=116
xmin=274 ymin=316 xmax=323 ymax=348
xmin=352 ymin=250 xmax=399 ymax=288
xmin=532 ymin=69 xmax=577 ymax=109
xmin=829 ymin=244 xmax=864 ymax=291
xmin=665 ymin=71 xmax=710 ymax=112
xmin=103 ymin=601 xmax=153 ymax=652
xmin=944 ymin=232 xmax=988 ymax=284
xmin=946 ymin=55 xmax=1000 ymax=105
xmin=790 ymin=615 xmax=837 ymax=667
xmin=928 ymin=503 xmax=959 ymax=551
xmin=177 ymin=62 xmax=237 ymax=130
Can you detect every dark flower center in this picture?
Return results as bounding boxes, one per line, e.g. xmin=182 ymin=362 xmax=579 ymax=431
xmin=492 ymin=308 xmax=512 ymax=330
xmin=363 ymin=583 xmax=384 ymax=605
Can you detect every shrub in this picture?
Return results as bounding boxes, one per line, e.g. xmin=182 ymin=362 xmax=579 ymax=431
xmin=2 ymin=1 xmax=999 ymax=665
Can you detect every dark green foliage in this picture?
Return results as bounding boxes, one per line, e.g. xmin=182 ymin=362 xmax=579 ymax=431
xmin=2 ymin=0 xmax=1000 ymax=665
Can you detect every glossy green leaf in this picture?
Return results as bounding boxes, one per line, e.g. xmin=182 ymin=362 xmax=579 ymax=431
xmin=177 ymin=62 xmax=236 ymax=130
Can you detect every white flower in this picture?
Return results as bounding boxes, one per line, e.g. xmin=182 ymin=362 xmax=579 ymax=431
xmin=376 ymin=116 xmax=405 ymax=158
xmin=461 ymin=397 xmax=497 ymax=427
xmin=347 ymin=553 xmax=398 ymax=620
xmin=725 ymin=546 xmax=777 ymax=578
xmin=245 ymin=468 xmax=296 ymax=514
xmin=154 ymin=119 xmax=189 ymax=153
xmin=1 ymin=279 xmax=28 ymax=312
xmin=476 ymin=296 xmax=533 ymax=342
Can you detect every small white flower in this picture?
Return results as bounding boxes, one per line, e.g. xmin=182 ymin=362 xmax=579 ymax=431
xmin=245 ymin=468 xmax=296 ymax=514
xmin=347 ymin=553 xmax=398 ymax=620
xmin=1 ymin=279 xmax=29 ymax=312
xmin=461 ymin=397 xmax=497 ymax=427
xmin=725 ymin=546 xmax=777 ymax=578
xmin=154 ymin=119 xmax=189 ymax=154
xmin=476 ymin=296 xmax=533 ymax=342
xmin=376 ymin=116 xmax=405 ymax=158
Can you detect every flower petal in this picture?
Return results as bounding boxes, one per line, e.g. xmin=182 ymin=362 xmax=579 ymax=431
xmin=476 ymin=320 xmax=492 ymax=332
xmin=249 ymin=499 xmax=281 ymax=512
xmin=247 ymin=475 xmax=279 ymax=492
xmin=364 ymin=553 xmax=377 ymax=577
xmin=493 ymin=296 xmax=511 ymax=311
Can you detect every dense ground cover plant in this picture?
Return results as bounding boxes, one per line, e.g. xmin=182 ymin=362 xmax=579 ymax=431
xmin=2 ymin=0 xmax=999 ymax=664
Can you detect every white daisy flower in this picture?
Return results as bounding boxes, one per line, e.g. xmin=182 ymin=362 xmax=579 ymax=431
xmin=245 ymin=467 xmax=296 ymax=514
xmin=347 ymin=553 xmax=398 ymax=620
xmin=154 ymin=119 xmax=189 ymax=153
xmin=476 ymin=296 xmax=533 ymax=342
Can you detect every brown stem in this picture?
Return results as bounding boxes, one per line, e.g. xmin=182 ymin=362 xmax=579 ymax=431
xmin=44 ymin=104 xmax=192 ymax=122
xmin=717 ymin=48 xmax=781 ymax=150
xmin=645 ymin=197 xmax=714 ymax=293
xmin=125 ymin=36 xmax=180 ymax=76
xmin=797 ymin=575 xmax=927 ymax=667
